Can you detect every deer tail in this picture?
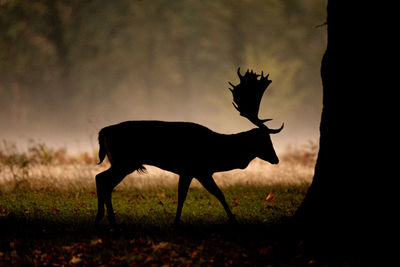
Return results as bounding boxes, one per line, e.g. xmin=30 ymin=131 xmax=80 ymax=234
xmin=97 ymin=129 xmax=106 ymax=165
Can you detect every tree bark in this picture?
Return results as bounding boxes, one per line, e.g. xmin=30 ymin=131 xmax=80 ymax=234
xmin=294 ymin=1 xmax=381 ymax=259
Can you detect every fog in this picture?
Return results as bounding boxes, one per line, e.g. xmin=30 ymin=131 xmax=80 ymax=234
xmin=0 ymin=0 xmax=326 ymax=154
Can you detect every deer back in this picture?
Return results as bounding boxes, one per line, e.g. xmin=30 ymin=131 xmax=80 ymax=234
xmin=99 ymin=120 xmax=256 ymax=175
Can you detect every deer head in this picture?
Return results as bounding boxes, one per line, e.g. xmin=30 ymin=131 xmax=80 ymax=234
xmin=229 ymin=67 xmax=284 ymax=163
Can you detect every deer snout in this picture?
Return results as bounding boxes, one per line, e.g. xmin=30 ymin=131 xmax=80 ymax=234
xmin=268 ymin=152 xmax=280 ymax=164
xmin=259 ymin=151 xmax=279 ymax=165
xmin=270 ymin=157 xmax=279 ymax=164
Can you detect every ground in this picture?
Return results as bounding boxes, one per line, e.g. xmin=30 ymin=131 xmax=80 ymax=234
xmin=0 ymin=184 xmax=336 ymax=266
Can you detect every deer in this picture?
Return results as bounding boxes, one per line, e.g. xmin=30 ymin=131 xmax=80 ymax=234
xmin=94 ymin=68 xmax=284 ymax=228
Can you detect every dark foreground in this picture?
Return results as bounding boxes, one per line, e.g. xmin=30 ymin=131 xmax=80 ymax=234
xmin=0 ymin=185 xmax=360 ymax=266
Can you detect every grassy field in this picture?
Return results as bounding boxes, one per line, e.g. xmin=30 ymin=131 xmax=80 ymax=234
xmin=0 ymin=141 xmax=327 ymax=266
xmin=0 ymin=140 xmax=317 ymax=191
xmin=0 ymin=185 xmax=313 ymax=266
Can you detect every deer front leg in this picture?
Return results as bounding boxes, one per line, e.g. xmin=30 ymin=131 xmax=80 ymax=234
xmin=174 ymin=175 xmax=193 ymax=226
xmin=197 ymin=175 xmax=237 ymax=224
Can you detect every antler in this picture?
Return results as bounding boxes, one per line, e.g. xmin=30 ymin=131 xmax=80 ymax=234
xmin=229 ymin=67 xmax=283 ymax=133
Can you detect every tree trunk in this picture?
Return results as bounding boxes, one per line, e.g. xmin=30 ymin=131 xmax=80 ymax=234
xmin=294 ymin=1 xmax=382 ymax=259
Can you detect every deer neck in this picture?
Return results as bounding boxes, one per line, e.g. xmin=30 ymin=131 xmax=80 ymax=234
xmin=223 ymin=130 xmax=258 ymax=167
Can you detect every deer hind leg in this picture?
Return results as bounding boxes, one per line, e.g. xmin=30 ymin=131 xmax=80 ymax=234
xmin=95 ymin=168 xmax=112 ymax=227
xmin=174 ymin=175 xmax=193 ymax=226
xmin=197 ymin=175 xmax=237 ymax=224
xmin=95 ymin=167 xmax=130 ymax=227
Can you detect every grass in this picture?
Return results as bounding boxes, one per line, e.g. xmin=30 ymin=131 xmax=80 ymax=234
xmin=0 ymin=184 xmax=315 ymax=266
xmin=0 ymin=140 xmax=328 ymax=265
xmin=0 ymin=139 xmax=317 ymax=191
xmin=1 ymin=184 xmax=308 ymax=229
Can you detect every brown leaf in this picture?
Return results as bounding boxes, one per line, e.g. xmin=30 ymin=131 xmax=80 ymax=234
xmin=62 ymin=246 xmax=73 ymax=251
xmin=50 ymin=206 xmax=59 ymax=212
xmin=233 ymin=197 xmax=240 ymax=207
xmin=11 ymin=249 xmax=18 ymax=259
xmin=69 ymin=256 xmax=82 ymax=264
xmin=265 ymin=193 xmax=275 ymax=202
xmin=90 ymin=238 xmax=102 ymax=246
xmin=157 ymin=192 xmax=166 ymax=199
xmin=308 ymin=259 xmax=317 ymax=264
xmin=32 ymin=249 xmax=42 ymax=255
xmin=152 ymin=241 xmax=169 ymax=251
xmin=191 ymin=250 xmax=198 ymax=258
xmin=144 ymin=256 xmax=153 ymax=264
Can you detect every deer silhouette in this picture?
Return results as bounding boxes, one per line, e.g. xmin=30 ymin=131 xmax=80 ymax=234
xmin=94 ymin=68 xmax=284 ymax=227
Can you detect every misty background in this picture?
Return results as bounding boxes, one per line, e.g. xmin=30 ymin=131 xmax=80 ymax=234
xmin=0 ymin=0 xmax=326 ymax=154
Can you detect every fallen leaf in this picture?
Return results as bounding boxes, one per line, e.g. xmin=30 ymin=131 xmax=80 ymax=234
xmin=50 ymin=206 xmax=59 ymax=212
xmin=144 ymin=256 xmax=153 ymax=264
xmin=233 ymin=197 xmax=240 ymax=207
xmin=11 ymin=250 xmax=18 ymax=259
xmin=191 ymin=250 xmax=198 ymax=258
xmin=265 ymin=193 xmax=275 ymax=202
xmin=90 ymin=238 xmax=102 ymax=246
xmin=40 ymin=253 xmax=48 ymax=262
xmin=32 ymin=249 xmax=42 ymax=255
xmin=70 ymin=256 xmax=82 ymax=264
xmin=62 ymin=246 xmax=73 ymax=251
xmin=308 ymin=259 xmax=317 ymax=264
xmin=152 ymin=242 xmax=169 ymax=251
xmin=157 ymin=192 xmax=166 ymax=198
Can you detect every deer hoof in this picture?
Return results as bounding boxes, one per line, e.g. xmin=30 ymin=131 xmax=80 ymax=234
xmin=228 ymin=216 xmax=238 ymax=225
xmin=173 ymin=219 xmax=183 ymax=229
xmin=109 ymin=223 xmax=126 ymax=234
